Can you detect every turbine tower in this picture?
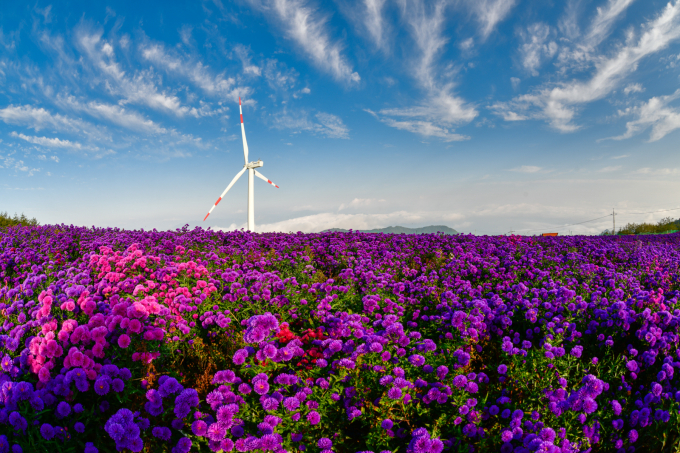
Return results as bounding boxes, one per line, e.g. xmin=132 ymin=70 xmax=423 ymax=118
xmin=203 ymin=97 xmax=279 ymax=231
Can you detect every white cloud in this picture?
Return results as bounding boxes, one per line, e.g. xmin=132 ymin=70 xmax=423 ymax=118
xmin=511 ymin=77 xmax=521 ymax=89
xmin=493 ymin=1 xmax=680 ymax=131
xmin=251 ymin=0 xmax=360 ymax=84
xmin=233 ymin=44 xmax=262 ymax=76
xmin=369 ymin=1 xmax=477 ymax=141
xmin=10 ymin=131 xmax=113 ymax=158
xmin=272 ymin=108 xmax=350 ymax=138
xmin=597 ymin=165 xmax=621 ymax=172
xmin=508 ymin=165 xmax=541 ymax=173
xmin=518 ymin=23 xmax=557 ymax=76
xmin=225 ymin=210 xmax=463 ymax=233
xmin=140 ymin=42 xmax=248 ymax=102
xmin=10 ymin=131 xmax=83 ymax=149
xmin=57 ymin=95 xmax=167 ymax=135
xmin=363 ymin=0 xmax=388 ymax=50
xmin=338 ymin=198 xmax=386 ymax=211
xmin=607 ymin=89 xmax=680 ymax=142
xmin=633 ymin=167 xmax=680 ymax=175
xmin=366 ymin=109 xmax=470 ymax=141
xmin=0 ymin=105 xmax=108 ymax=141
xmin=585 ymin=0 xmax=637 ymax=49
xmin=623 ymin=83 xmax=644 ymax=95
xmin=76 ymin=27 xmax=191 ymax=117
xmin=263 ymin=59 xmax=299 ymax=91
xmin=463 ymin=0 xmax=518 ymax=39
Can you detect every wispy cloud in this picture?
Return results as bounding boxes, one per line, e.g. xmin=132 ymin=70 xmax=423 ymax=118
xmin=0 ymin=105 xmax=109 ymax=141
xmin=57 ymin=95 xmax=167 ymax=135
xmin=338 ymin=197 xmax=386 ymax=211
xmin=518 ymin=23 xmax=557 ymax=76
xmin=463 ymin=0 xmax=518 ymax=39
xmin=508 ymin=165 xmax=541 ymax=173
xmin=141 ymin=42 xmax=245 ymax=103
xmin=585 ymin=0 xmax=637 ymax=49
xmin=607 ymin=89 xmax=680 ymax=142
xmin=10 ymin=131 xmax=83 ymax=149
xmin=10 ymin=131 xmax=113 ymax=157
xmin=272 ymin=108 xmax=350 ymax=138
xmin=597 ymin=165 xmax=621 ymax=172
xmin=250 ymin=0 xmax=360 ymax=84
xmin=226 ymin=210 xmax=463 ymax=233
xmin=363 ymin=0 xmax=388 ymax=49
xmin=493 ymin=1 xmax=680 ymax=132
xmin=369 ymin=0 xmax=477 ymax=141
xmin=76 ymin=26 xmax=191 ymax=117
xmin=633 ymin=167 xmax=680 ymax=175
xmin=623 ymin=83 xmax=644 ymax=95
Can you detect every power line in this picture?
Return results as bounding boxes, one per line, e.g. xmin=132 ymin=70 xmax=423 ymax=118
xmin=622 ymin=207 xmax=680 ymax=215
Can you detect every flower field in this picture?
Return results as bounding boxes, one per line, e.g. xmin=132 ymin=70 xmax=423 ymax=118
xmin=1 ymin=226 xmax=680 ymax=453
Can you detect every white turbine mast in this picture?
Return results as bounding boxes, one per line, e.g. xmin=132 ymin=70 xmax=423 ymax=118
xmin=203 ymin=97 xmax=279 ymax=231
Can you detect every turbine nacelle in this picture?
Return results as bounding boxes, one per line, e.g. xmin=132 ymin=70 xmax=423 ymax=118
xmin=246 ymin=160 xmax=263 ymax=169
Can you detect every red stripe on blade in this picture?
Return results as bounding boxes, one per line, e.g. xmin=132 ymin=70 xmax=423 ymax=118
xmin=215 ymin=197 xmax=222 ymax=206
xmin=239 ymin=97 xmax=241 ymax=105
xmin=203 ymin=213 xmax=210 ymax=221
xmin=240 ymin=114 xmax=243 ymax=123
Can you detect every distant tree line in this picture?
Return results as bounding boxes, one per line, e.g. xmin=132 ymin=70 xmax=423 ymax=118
xmin=601 ymin=216 xmax=680 ymax=235
xmin=0 ymin=211 xmax=39 ymax=229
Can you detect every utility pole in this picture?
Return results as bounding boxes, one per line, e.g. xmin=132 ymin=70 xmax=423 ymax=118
xmin=613 ymin=208 xmax=616 ymax=235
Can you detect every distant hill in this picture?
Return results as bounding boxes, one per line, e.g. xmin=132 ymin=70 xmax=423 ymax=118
xmin=322 ymin=225 xmax=458 ymax=235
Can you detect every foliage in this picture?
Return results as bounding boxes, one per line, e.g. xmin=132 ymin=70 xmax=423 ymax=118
xmin=1 ymin=226 xmax=680 ymax=453
xmin=615 ymin=217 xmax=680 ymax=236
xmin=0 ymin=212 xmax=39 ymax=230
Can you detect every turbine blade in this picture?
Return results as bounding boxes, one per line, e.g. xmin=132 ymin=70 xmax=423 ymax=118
xmin=239 ymin=97 xmax=249 ymax=165
xmin=254 ymin=170 xmax=279 ymax=188
xmin=203 ymin=167 xmax=247 ymax=221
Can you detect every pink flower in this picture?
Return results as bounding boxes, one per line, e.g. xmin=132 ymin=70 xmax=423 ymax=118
xmin=118 ymin=334 xmax=131 ymax=349
xmin=38 ymin=366 xmax=51 ymax=383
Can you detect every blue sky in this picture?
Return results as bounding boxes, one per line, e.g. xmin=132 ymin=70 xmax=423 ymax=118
xmin=1 ymin=0 xmax=680 ymax=234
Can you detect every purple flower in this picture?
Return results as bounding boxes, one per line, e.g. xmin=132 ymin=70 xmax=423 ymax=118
xmin=409 ymin=354 xmax=425 ymax=367
xmin=56 ymin=401 xmax=71 ymax=418
xmin=233 ymin=349 xmax=248 ymax=365
xmin=175 ymin=437 xmax=192 ymax=453
xmin=74 ymin=422 xmax=85 ymax=433
xmin=629 ymin=429 xmax=638 ymax=443
xmin=583 ymin=398 xmax=598 ymax=414
xmin=254 ymin=380 xmax=270 ymax=395
xmin=95 ymin=379 xmax=110 ymax=396
xmin=318 ymin=438 xmax=333 ymax=449
xmin=192 ymin=420 xmax=208 ymax=436
xmin=501 ymin=430 xmax=513 ymax=442
xmin=284 ymin=397 xmax=301 ymax=411
xmin=307 ymin=411 xmax=321 ymax=425
xmin=40 ymin=423 xmax=55 ymax=440
xmin=497 ymin=364 xmax=507 ymax=374
xmin=388 ymin=387 xmax=403 ymax=400
xmin=570 ymin=346 xmax=583 ymax=358
xmin=539 ymin=428 xmax=555 ymax=442
xmin=382 ymin=419 xmax=394 ymax=429
xmin=466 ymin=382 xmax=479 ymax=393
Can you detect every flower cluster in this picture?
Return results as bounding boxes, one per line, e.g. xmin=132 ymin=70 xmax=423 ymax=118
xmin=1 ymin=224 xmax=680 ymax=452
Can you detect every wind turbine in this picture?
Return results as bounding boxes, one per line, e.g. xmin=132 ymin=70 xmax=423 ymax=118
xmin=203 ymin=97 xmax=279 ymax=231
